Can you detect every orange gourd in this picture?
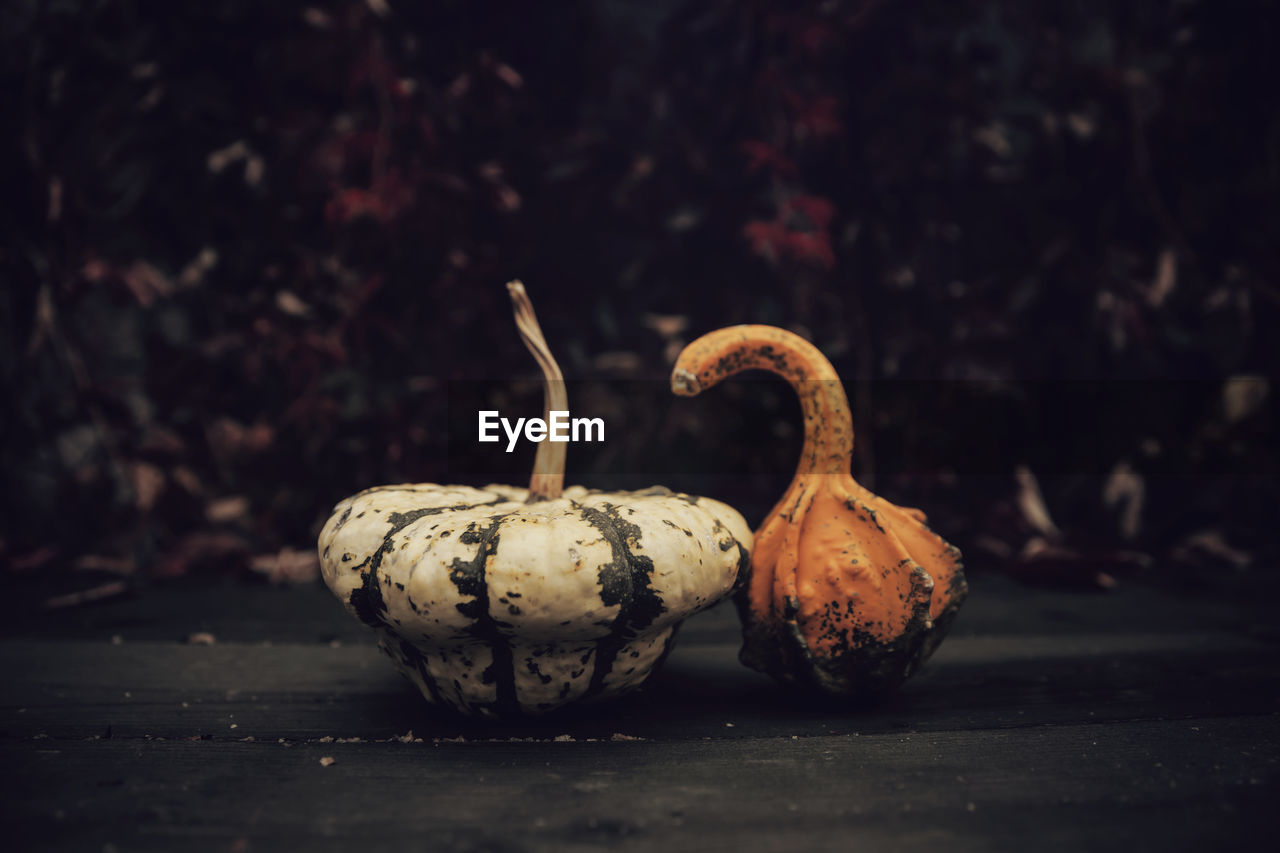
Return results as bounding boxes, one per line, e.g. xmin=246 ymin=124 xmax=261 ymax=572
xmin=671 ymin=325 xmax=967 ymax=695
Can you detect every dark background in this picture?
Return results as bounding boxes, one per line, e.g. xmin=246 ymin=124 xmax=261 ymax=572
xmin=3 ymin=0 xmax=1277 ymax=596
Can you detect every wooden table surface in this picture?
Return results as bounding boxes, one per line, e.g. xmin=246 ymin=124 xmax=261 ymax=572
xmin=2 ymin=572 xmax=1277 ymax=852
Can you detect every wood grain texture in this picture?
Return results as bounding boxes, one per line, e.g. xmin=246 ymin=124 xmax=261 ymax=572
xmin=1 ymin=574 xmax=1277 ymax=852
xmin=2 ymin=632 xmax=1278 ymax=742
xmin=4 ymin=718 xmax=1278 ymax=852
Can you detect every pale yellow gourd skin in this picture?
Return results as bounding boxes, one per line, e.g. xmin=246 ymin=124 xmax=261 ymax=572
xmin=319 ymin=482 xmax=751 ymax=717
xmin=672 ymin=325 xmax=967 ymax=695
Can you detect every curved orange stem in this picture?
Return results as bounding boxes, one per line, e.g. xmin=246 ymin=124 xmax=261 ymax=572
xmin=671 ymin=325 xmax=852 ymax=476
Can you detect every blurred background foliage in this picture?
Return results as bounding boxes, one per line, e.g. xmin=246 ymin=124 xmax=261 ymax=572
xmin=2 ymin=0 xmax=1276 ymax=596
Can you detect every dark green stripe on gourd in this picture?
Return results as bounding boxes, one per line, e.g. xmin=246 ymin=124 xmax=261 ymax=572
xmin=397 ymin=636 xmax=448 ymax=708
xmin=348 ymin=500 xmax=502 ymax=629
xmin=579 ymin=503 xmax=668 ymax=699
xmin=448 ymin=516 xmax=519 ymax=716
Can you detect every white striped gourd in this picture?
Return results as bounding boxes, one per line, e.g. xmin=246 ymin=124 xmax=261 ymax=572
xmin=318 ymin=283 xmax=751 ymax=717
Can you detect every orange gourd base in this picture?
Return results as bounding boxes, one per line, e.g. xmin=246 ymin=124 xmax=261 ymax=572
xmin=672 ymin=325 xmax=967 ymax=695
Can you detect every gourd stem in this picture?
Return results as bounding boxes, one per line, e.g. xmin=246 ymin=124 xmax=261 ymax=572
xmin=671 ymin=325 xmax=853 ymax=476
xmin=507 ymin=281 xmax=566 ymax=502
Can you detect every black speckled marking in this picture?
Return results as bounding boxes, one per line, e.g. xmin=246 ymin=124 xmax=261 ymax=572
xmin=599 ymin=503 xmax=666 ymax=636
xmin=328 ymin=504 xmax=354 ymax=535
xmin=737 ymin=561 xmax=937 ymax=696
xmin=397 ymin=637 xmax=448 ymax=707
xmin=345 ymin=497 xmax=506 ymax=629
xmin=578 ymin=503 xmax=667 ymax=699
xmin=920 ymin=549 xmax=969 ymax=661
xmin=447 ymin=516 xmax=519 ymax=716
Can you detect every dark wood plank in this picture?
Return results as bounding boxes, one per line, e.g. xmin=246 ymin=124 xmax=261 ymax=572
xmin=3 ymin=715 xmax=1277 ymax=853
xmin=3 ymin=631 xmax=1277 ymax=742
xmin=3 ymin=576 xmax=1276 ymax=851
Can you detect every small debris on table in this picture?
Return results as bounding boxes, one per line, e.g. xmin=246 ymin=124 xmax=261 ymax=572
xmin=319 ymin=756 xmax=335 ymax=767
xmin=186 ymin=632 xmax=216 ymax=645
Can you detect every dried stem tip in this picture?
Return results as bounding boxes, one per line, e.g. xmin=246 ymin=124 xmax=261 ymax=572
xmin=506 ymin=280 xmax=567 ymax=502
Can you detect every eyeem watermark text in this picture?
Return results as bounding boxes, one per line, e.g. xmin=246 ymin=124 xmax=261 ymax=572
xmin=478 ymin=410 xmax=604 ymax=452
